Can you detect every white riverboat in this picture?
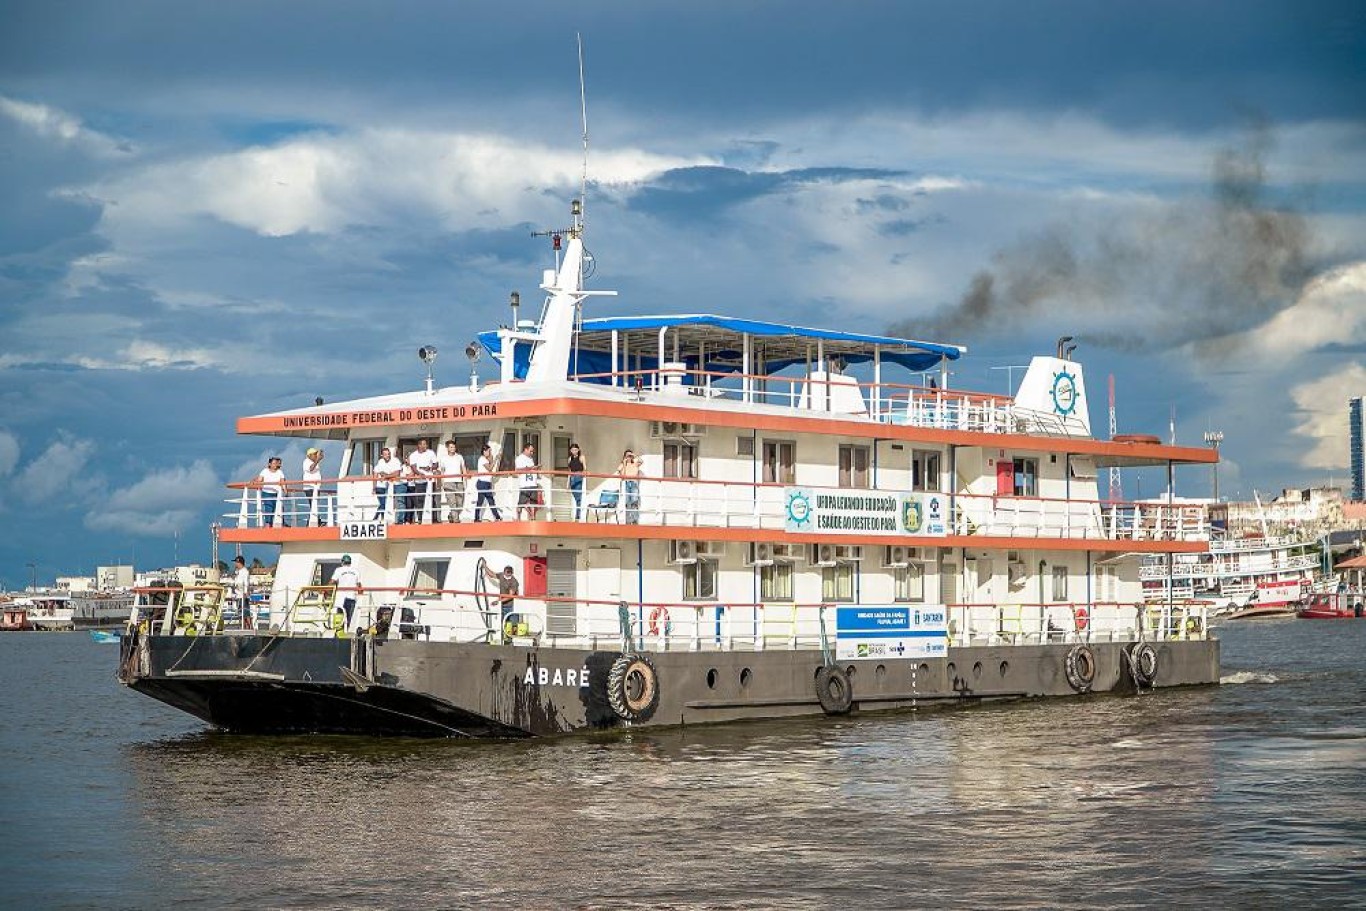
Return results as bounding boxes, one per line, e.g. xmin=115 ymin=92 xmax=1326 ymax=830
xmin=1140 ymin=503 xmax=1333 ymax=615
xmin=118 ymin=118 xmax=1220 ymax=737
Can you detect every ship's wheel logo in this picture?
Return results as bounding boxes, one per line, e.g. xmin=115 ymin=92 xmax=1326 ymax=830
xmin=786 ymin=489 xmax=812 ymax=528
xmin=1051 ymin=370 xmax=1078 ymax=416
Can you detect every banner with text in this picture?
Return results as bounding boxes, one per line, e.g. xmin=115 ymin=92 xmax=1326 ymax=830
xmin=834 ymin=605 xmax=949 ymax=660
xmin=784 ymin=488 xmax=947 ymax=536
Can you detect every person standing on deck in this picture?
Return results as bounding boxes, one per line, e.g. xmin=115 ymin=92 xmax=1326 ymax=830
xmin=473 ymin=444 xmax=501 ymax=521
xmin=616 ymin=449 xmax=644 ymax=524
xmin=484 ymin=564 xmax=519 ymax=642
xmin=300 ymin=448 xmax=324 ymax=526
xmin=567 ymin=442 xmax=586 ymax=521
xmin=438 ymin=439 xmax=467 ymax=522
xmin=516 ymin=442 xmax=540 ymax=520
xmin=406 ymin=438 xmax=440 ymax=523
xmin=231 ymin=555 xmax=252 ymax=629
xmin=372 ymin=447 xmax=402 ymax=521
xmin=257 ymin=456 xmax=286 ymax=527
xmin=330 ymin=555 xmax=362 ymax=626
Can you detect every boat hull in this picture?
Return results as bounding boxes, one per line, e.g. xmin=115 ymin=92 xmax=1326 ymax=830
xmin=120 ymin=631 xmax=1221 ymax=738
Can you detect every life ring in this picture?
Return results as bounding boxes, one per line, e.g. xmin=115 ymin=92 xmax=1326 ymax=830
xmin=1064 ymin=644 xmax=1097 ymax=693
xmin=648 ymin=606 xmax=672 ymax=637
xmin=815 ymin=665 xmax=854 ymax=715
xmin=1129 ymin=643 xmax=1159 ymax=688
xmin=607 ymin=653 xmax=660 ymax=723
xmin=1073 ymin=605 xmax=1090 ymax=632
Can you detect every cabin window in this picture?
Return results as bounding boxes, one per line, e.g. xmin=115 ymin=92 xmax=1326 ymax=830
xmin=397 ymin=435 xmax=439 ymax=462
xmin=407 ymin=559 xmax=450 ymax=598
xmin=663 ymin=441 xmax=698 ymax=480
xmin=683 ymin=558 xmax=717 ymax=600
xmin=911 ymin=449 xmax=941 ymax=492
xmin=838 ymin=444 xmax=870 ymax=488
xmin=1051 ymin=566 xmax=1068 ymax=601
xmin=1013 ymin=457 xmax=1039 ymax=497
xmin=894 ymin=564 xmax=924 ymax=602
xmin=346 ymin=440 xmax=385 ymax=478
xmin=822 ymin=562 xmax=856 ymax=602
xmin=762 ymin=440 xmax=796 ymax=484
xmin=311 ymin=559 xmax=342 ymax=586
xmin=736 ymin=435 xmax=755 ymax=457
xmin=551 ymin=435 xmax=572 ymax=471
xmin=760 ymin=561 xmax=794 ymax=602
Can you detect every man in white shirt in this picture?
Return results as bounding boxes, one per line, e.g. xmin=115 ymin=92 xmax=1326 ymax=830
xmin=257 ymin=456 xmax=285 ymax=527
xmin=437 ymin=439 xmax=467 ymax=522
xmin=372 ymin=447 xmax=403 ymax=521
xmin=231 ymin=555 xmax=253 ymax=629
xmin=406 ymin=439 xmax=440 ymax=524
xmin=330 ymin=554 xmax=362 ymax=626
xmin=300 ymin=448 xmax=324 ymax=526
xmin=515 ymin=442 xmax=540 ymax=520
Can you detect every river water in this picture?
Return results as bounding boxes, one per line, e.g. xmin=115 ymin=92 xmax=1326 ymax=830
xmin=3 ymin=622 xmax=1365 ymax=910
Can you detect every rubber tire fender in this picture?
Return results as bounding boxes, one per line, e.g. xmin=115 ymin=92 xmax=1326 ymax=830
xmin=1130 ymin=642 xmax=1159 ymax=688
xmin=1064 ymin=644 xmax=1097 ymax=693
xmin=815 ymin=665 xmax=854 ymax=715
xmin=607 ymin=653 xmax=660 ymax=723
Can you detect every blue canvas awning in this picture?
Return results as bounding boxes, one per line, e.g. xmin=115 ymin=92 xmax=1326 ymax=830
xmin=478 ymin=313 xmax=963 ymax=381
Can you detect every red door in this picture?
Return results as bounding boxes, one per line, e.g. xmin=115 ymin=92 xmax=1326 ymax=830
xmin=996 ymin=459 xmax=1014 ymax=496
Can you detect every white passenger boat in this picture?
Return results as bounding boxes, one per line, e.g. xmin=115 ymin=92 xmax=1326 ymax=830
xmin=1140 ymin=510 xmax=1332 ymax=615
xmin=118 ymin=123 xmax=1220 ymax=737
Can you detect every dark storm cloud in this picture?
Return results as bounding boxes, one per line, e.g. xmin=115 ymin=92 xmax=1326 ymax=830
xmin=629 ymin=166 xmax=905 ymax=222
xmin=7 ymin=1 xmax=1360 ymax=131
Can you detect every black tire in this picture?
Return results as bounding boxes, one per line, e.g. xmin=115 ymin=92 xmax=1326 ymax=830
xmin=815 ymin=665 xmax=853 ymax=715
xmin=1129 ymin=642 xmax=1159 ymax=688
xmin=1064 ymin=645 xmax=1097 ymax=693
xmin=607 ymin=653 xmax=660 ymax=723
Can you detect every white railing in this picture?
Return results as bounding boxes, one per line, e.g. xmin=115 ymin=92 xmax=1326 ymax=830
xmin=1138 ymin=552 xmax=1319 ymax=581
xmin=137 ymin=583 xmax=1210 ymax=652
xmin=224 ymin=473 xmax=1209 ymax=544
xmin=570 ymin=366 xmax=1095 ymax=437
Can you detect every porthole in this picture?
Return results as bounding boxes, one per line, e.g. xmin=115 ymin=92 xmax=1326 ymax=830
xmin=875 ymin=664 xmax=887 ymax=681
xmin=739 ymin=668 xmax=752 ymax=688
xmin=972 ymin=661 xmax=983 ymax=679
xmin=706 ymin=668 xmax=718 ymax=689
xmin=999 ymin=660 xmax=1010 ymax=678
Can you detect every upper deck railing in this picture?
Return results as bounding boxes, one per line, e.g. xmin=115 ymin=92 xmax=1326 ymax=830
xmin=567 ymin=366 xmax=1088 ymax=436
xmin=224 ymin=470 xmax=1208 ymax=543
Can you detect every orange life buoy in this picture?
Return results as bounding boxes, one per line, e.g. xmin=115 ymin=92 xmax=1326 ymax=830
xmin=648 ymin=605 xmax=671 ymax=636
xmin=1073 ymin=605 xmax=1090 ymax=631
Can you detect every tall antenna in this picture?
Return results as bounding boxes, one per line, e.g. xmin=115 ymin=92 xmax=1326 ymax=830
xmin=576 ymin=33 xmax=589 ymax=235
xmin=1108 ymin=374 xmax=1122 ymax=503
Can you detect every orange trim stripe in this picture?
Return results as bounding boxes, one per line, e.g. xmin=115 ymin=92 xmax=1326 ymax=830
xmin=238 ymin=396 xmax=1215 ymax=463
xmin=219 ymin=522 xmax=1207 ymax=554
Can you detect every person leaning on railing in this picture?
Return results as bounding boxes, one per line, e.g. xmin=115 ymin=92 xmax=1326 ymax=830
xmin=372 ymin=446 xmax=402 ymax=521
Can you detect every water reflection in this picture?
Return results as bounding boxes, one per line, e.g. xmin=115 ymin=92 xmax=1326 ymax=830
xmin=7 ymin=625 xmax=1366 ymax=909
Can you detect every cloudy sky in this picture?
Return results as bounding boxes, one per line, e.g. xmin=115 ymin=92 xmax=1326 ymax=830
xmin=1 ymin=1 xmax=1364 ymax=587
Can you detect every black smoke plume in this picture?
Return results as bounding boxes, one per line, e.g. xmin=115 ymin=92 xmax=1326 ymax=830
xmin=889 ymin=122 xmax=1318 ymax=354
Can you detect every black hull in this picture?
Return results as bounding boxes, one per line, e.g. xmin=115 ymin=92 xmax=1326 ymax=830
xmin=120 ymin=631 xmax=1221 ymax=738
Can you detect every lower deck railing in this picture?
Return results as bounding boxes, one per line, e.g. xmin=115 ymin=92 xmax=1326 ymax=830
xmin=129 ymin=587 xmax=1211 ymax=650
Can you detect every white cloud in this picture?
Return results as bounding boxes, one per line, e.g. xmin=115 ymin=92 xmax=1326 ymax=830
xmin=1288 ymin=362 xmax=1366 ymax=471
xmin=85 ymin=459 xmax=224 ymax=536
xmin=0 ymin=341 xmax=228 ymax=372
xmin=12 ymin=435 xmax=97 ymax=503
xmin=0 ymin=95 xmax=133 ymax=157
xmin=82 ymin=128 xmax=708 ymax=238
xmin=1233 ymin=261 xmax=1366 ymax=356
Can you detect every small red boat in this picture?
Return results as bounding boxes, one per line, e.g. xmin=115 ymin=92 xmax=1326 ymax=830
xmin=1297 ymin=593 xmax=1366 ymax=619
